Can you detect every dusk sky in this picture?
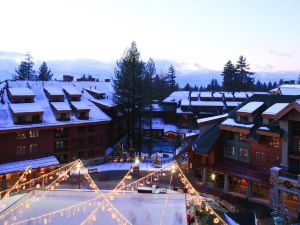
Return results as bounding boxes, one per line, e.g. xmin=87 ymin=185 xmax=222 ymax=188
xmin=0 ymin=0 xmax=300 ymax=75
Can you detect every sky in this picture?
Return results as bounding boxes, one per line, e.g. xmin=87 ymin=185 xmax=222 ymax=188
xmin=0 ymin=0 xmax=299 ymax=79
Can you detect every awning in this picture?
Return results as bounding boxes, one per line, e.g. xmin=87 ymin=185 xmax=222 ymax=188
xmin=0 ymin=156 xmax=59 ymax=174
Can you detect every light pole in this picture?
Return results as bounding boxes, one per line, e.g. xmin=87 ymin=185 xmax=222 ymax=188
xmin=171 ymin=165 xmax=176 ymax=190
xmin=135 ymin=156 xmax=140 ymax=180
xmin=76 ymin=163 xmax=81 ymax=189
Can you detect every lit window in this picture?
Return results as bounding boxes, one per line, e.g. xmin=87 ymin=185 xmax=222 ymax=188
xmin=17 ymin=132 xmax=26 ymax=139
xmin=29 ymin=130 xmax=39 ymax=138
xmin=239 ymin=148 xmax=249 ymax=159
xmin=29 ymin=144 xmax=38 ymax=153
xmin=225 ymin=145 xmax=235 ymax=157
xmin=17 ymin=145 xmax=26 ymax=156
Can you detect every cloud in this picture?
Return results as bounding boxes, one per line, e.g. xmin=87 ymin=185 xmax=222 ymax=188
xmin=269 ymin=49 xmax=293 ymax=58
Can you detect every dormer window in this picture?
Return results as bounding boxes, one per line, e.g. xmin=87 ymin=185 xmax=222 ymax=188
xmin=63 ymin=86 xmax=82 ymax=101
xmin=85 ymin=89 xmax=105 ymax=99
xmin=70 ymin=101 xmax=90 ymax=120
xmin=8 ymin=88 xmax=35 ymax=103
xmin=44 ymin=87 xmax=64 ymax=102
xmin=50 ymin=102 xmax=72 ymax=121
xmin=10 ymin=103 xmax=44 ymax=124
xmin=236 ymin=101 xmax=264 ymax=119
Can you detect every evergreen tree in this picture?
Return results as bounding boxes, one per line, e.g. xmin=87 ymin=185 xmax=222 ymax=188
xmin=279 ymin=79 xmax=284 ymax=85
xmin=221 ymin=60 xmax=237 ymax=91
xmin=267 ymin=81 xmax=273 ymax=90
xmin=13 ymin=53 xmax=36 ymax=80
xmin=113 ymin=42 xmax=144 ymax=155
xmin=166 ymin=64 xmax=177 ymax=94
xmin=144 ymin=58 xmax=156 ymax=156
xmin=236 ymin=56 xmax=255 ymax=91
xmin=37 ymin=62 xmax=53 ymax=81
xmin=183 ymin=83 xmax=192 ymax=91
xmin=255 ymin=80 xmax=263 ymax=91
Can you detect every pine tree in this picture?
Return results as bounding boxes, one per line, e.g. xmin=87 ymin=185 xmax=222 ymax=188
xmin=13 ymin=53 xmax=36 ymax=80
xmin=144 ymin=58 xmax=156 ymax=156
xmin=236 ymin=56 xmax=255 ymax=91
xmin=221 ymin=60 xmax=237 ymax=91
xmin=267 ymin=81 xmax=273 ymax=90
xmin=183 ymin=83 xmax=192 ymax=91
xmin=37 ymin=62 xmax=53 ymax=81
xmin=113 ymin=42 xmax=144 ymax=155
xmin=166 ymin=64 xmax=177 ymax=94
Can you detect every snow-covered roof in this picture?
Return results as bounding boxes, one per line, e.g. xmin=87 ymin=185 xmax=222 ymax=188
xmin=44 ymin=86 xmax=64 ymax=96
xmin=91 ymin=99 xmax=117 ymax=108
xmin=237 ymin=101 xmax=264 ymax=114
xmin=163 ymin=91 xmax=189 ymax=103
xmin=70 ymin=101 xmax=90 ymax=111
xmin=0 ymin=156 xmax=59 ymax=174
xmin=50 ymin=102 xmax=72 ymax=112
xmin=86 ymin=88 xmax=105 ymax=95
xmin=191 ymin=101 xmax=224 ymax=107
xmin=257 ymin=126 xmax=270 ymax=131
xmin=262 ymin=103 xmax=289 ymax=116
xmin=0 ymin=81 xmax=112 ymax=130
xmin=164 ymin=124 xmax=178 ymax=133
xmin=190 ymin=92 xmax=199 ymax=98
xmin=10 ymin=103 xmax=44 ymax=114
xmin=221 ymin=118 xmax=255 ymax=129
xmin=279 ymin=84 xmax=300 ymax=95
xmin=226 ymin=101 xmax=242 ymax=107
xmin=63 ymin=86 xmax=82 ymax=96
xmin=197 ymin=114 xmax=228 ymax=124
xmin=8 ymin=87 xmax=34 ymax=97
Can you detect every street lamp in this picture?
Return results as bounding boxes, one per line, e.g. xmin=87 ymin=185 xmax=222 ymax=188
xmin=76 ymin=163 xmax=81 ymax=189
xmin=134 ymin=156 xmax=140 ymax=180
xmin=171 ymin=164 xmax=176 ymax=190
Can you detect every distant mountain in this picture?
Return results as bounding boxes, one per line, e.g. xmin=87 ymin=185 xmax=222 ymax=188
xmin=0 ymin=51 xmax=298 ymax=86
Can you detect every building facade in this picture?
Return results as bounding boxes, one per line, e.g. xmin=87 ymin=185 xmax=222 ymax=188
xmin=190 ymin=95 xmax=299 ymax=208
xmin=0 ymin=80 xmax=124 ymax=164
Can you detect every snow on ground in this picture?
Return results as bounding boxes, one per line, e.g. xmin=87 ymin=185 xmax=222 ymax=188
xmin=2 ymin=190 xmax=187 ymax=225
xmin=85 ymin=161 xmax=174 ymax=174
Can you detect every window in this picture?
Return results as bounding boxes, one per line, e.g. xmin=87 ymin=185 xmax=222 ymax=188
xmin=17 ymin=131 xmax=26 ymax=139
xmin=225 ymin=145 xmax=235 ymax=157
xmin=17 ymin=145 xmax=26 ymax=156
xmin=32 ymin=115 xmax=40 ymax=122
xmin=55 ymin=128 xmax=68 ymax=138
xmin=55 ymin=141 xmax=65 ymax=151
xmin=255 ymin=152 xmax=265 ymax=163
xmin=78 ymin=126 xmax=86 ymax=133
xmin=29 ymin=130 xmax=39 ymax=138
xmin=270 ymin=154 xmax=279 ymax=166
xmin=60 ymin=113 xmax=68 ymax=120
xmin=239 ymin=148 xmax=249 ymax=160
xmin=239 ymin=133 xmax=247 ymax=142
xmin=17 ymin=116 xmax=26 ymax=124
xmin=79 ymin=112 xmax=87 ymax=119
xmin=29 ymin=144 xmax=38 ymax=153
xmin=88 ymin=126 xmax=95 ymax=132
